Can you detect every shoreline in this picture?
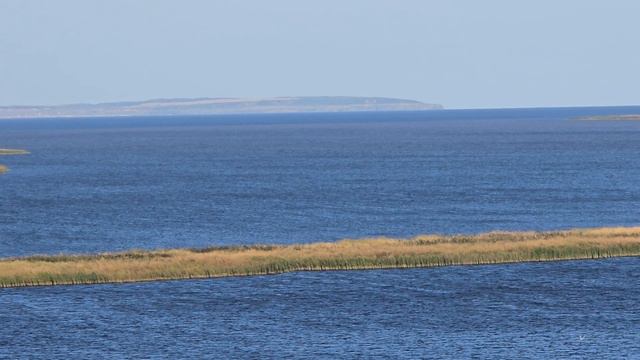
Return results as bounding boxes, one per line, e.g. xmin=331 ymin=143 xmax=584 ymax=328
xmin=2 ymin=226 xmax=640 ymax=288
xmin=574 ymin=114 xmax=640 ymax=121
xmin=0 ymin=96 xmax=442 ymax=120
xmin=0 ymin=149 xmax=29 ymax=155
xmin=0 ymin=149 xmax=29 ymax=174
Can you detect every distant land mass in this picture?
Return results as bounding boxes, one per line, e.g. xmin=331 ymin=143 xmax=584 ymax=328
xmin=574 ymin=114 xmax=640 ymax=121
xmin=0 ymin=96 xmax=443 ymax=119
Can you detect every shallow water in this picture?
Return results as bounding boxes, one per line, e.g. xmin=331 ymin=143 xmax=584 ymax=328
xmin=1 ymin=107 xmax=640 ymax=358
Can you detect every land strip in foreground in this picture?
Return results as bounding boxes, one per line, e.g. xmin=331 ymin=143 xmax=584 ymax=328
xmin=2 ymin=227 xmax=640 ymax=288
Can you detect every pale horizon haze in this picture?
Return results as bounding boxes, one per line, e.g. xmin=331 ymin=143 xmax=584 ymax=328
xmin=1 ymin=0 xmax=639 ymax=109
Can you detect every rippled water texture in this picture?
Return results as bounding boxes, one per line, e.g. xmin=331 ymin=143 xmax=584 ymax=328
xmin=2 ymin=107 xmax=640 ymax=256
xmin=2 ymin=108 xmax=640 ymax=358
xmin=1 ymin=258 xmax=639 ymax=359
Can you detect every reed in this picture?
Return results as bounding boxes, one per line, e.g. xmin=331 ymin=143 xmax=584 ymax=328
xmin=0 ymin=149 xmax=28 ymax=174
xmin=2 ymin=226 xmax=640 ymax=288
xmin=0 ymin=149 xmax=29 ymax=155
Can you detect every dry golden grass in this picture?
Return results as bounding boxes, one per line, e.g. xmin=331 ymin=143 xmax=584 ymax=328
xmin=2 ymin=226 xmax=640 ymax=288
xmin=575 ymin=115 xmax=640 ymax=121
xmin=0 ymin=149 xmax=28 ymax=174
xmin=0 ymin=149 xmax=29 ymax=155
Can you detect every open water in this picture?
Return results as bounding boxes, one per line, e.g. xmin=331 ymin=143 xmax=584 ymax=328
xmin=1 ymin=107 xmax=639 ymax=358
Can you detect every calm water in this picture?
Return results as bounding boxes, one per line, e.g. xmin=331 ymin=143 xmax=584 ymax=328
xmin=2 ymin=107 xmax=640 ymax=256
xmin=1 ymin=107 xmax=640 ymax=358
xmin=1 ymin=259 xmax=639 ymax=359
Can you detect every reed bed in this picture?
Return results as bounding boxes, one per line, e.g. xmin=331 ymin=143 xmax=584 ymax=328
xmin=0 ymin=149 xmax=29 ymax=155
xmin=0 ymin=148 xmax=28 ymax=174
xmin=2 ymin=226 xmax=640 ymax=288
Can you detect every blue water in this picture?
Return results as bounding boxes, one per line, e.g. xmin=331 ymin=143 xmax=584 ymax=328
xmin=1 ymin=258 xmax=639 ymax=359
xmin=1 ymin=107 xmax=640 ymax=358
xmin=2 ymin=107 xmax=640 ymax=256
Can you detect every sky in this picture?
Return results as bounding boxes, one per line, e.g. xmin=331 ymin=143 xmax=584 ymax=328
xmin=1 ymin=0 xmax=639 ymax=109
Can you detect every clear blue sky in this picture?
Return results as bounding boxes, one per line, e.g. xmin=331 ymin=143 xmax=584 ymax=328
xmin=1 ymin=0 xmax=639 ymax=109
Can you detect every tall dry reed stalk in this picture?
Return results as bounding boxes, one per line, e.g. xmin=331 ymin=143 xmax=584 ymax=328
xmin=1 ymin=226 xmax=639 ymax=287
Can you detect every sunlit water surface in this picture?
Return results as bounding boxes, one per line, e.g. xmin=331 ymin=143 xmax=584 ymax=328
xmin=1 ymin=107 xmax=640 ymax=358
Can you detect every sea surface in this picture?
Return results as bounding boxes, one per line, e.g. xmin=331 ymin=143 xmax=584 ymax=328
xmin=1 ymin=107 xmax=640 ymax=358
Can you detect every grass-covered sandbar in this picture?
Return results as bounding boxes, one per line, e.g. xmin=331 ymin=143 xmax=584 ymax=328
xmin=0 ymin=148 xmax=29 ymax=155
xmin=2 ymin=226 xmax=640 ymax=288
xmin=575 ymin=114 xmax=640 ymax=121
xmin=0 ymin=148 xmax=29 ymax=173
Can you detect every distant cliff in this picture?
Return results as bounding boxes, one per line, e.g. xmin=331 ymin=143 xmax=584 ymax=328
xmin=0 ymin=97 xmax=443 ymax=119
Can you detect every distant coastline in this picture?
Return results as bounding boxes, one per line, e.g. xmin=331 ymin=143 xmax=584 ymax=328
xmin=2 ymin=226 xmax=639 ymax=288
xmin=0 ymin=96 xmax=443 ymax=119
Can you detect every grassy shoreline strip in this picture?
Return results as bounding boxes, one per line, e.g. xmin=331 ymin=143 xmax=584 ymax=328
xmin=574 ymin=114 xmax=640 ymax=121
xmin=2 ymin=226 xmax=640 ymax=288
xmin=0 ymin=149 xmax=29 ymax=155
xmin=0 ymin=149 xmax=29 ymax=174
